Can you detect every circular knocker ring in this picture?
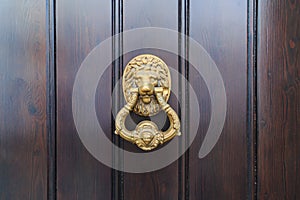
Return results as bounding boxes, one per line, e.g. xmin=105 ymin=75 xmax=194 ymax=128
xmin=115 ymin=54 xmax=181 ymax=151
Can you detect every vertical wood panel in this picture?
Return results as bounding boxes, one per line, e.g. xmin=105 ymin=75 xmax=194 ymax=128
xmin=0 ymin=0 xmax=48 ymax=199
xmin=123 ymin=1 xmax=179 ymax=199
xmin=257 ymin=0 xmax=300 ymax=199
xmin=189 ymin=0 xmax=249 ymax=199
xmin=56 ymin=0 xmax=112 ymax=199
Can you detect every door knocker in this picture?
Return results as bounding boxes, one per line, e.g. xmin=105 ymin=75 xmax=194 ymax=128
xmin=115 ymin=54 xmax=181 ymax=151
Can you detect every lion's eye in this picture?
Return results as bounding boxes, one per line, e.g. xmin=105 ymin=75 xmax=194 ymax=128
xmin=135 ymin=77 xmax=141 ymax=84
xmin=150 ymin=77 xmax=158 ymax=86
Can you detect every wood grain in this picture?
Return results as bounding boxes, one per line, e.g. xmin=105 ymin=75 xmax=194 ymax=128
xmin=56 ymin=0 xmax=112 ymax=199
xmin=2 ymin=0 xmax=299 ymax=199
xmin=257 ymin=0 xmax=300 ymax=199
xmin=189 ymin=0 xmax=249 ymax=199
xmin=0 ymin=0 xmax=48 ymax=199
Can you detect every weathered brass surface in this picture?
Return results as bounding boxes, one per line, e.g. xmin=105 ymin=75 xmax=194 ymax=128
xmin=115 ymin=54 xmax=181 ymax=151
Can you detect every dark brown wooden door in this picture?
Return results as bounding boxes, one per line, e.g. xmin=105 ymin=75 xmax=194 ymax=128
xmin=0 ymin=0 xmax=299 ymax=200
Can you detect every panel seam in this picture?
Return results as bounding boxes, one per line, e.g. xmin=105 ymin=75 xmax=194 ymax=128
xmin=46 ymin=0 xmax=57 ymax=199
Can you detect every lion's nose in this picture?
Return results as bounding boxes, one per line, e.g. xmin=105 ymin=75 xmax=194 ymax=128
xmin=139 ymin=84 xmax=154 ymax=95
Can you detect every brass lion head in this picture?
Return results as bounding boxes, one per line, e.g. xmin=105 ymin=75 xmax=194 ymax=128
xmin=123 ymin=54 xmax=171 ymax=116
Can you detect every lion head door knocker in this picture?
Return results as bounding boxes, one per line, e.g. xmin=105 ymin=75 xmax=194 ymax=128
xmin=115 ymin=54 xmax=181 ymax=151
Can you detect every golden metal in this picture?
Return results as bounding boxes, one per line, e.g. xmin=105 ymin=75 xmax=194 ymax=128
xmin=115 ymin=54 xmax=181 ymax=151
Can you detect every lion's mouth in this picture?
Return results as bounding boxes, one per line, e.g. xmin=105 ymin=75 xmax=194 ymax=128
xmin=141 ymin=95 xmax=153 ymax=104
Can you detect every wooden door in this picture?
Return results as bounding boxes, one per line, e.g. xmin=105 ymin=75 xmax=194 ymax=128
xmin=0 ymin=0 xmax=299 ymax=200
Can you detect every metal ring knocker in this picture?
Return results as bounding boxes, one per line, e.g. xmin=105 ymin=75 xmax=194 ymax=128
xmin=115 ymin=54 xmax=181 ymax=151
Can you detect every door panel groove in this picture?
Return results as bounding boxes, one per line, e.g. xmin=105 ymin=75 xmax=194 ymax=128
xmin=111 ymin=0 xmax=124 ymax=199
xmin=46 ymin=0 xmax=57 ymax=199
xmin=178 ymin=0 xmax=190 ymax=199
xmin=246 ymin=0 xmax=258 ymax=199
